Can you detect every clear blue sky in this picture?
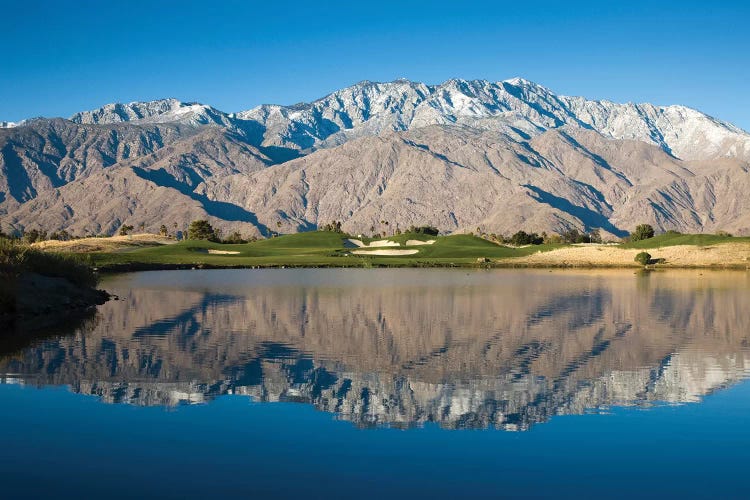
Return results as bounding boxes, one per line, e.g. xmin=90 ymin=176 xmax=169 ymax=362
xmin=2 ymin=0 xmax=749 ymax=130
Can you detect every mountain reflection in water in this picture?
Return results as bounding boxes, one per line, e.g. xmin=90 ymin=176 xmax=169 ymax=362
xmin=2 ymin=268 xmax=749 ymax=431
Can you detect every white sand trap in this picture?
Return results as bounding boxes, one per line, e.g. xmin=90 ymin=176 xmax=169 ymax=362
xmin=405 ymin=239 xmax=436 ymax=246
xmin=367 ymin=240 xmax=401 ymax=247
xmin=207 ymin=249 xmax=240 ymax=255
xmin=352 ymin=249 xmax=419 ymax=256
xmin=345 ymin=239 xmax=401 ymax=248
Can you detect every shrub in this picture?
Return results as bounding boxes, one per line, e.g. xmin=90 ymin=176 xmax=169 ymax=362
xmin=223 ymin=231 xmax=246 ymax=244
xmin=631 ymin=224 xmax=655 ymax=241
xmin=634 ymin=252 xmax=651 ymax=266
xmin=510 ymin=231 xmax=543 ymax=246
xmin=48 ymin=229 xmax=71 ymax=241
xmin=0 ymin=238 xmax=97 ymax=288
xmin=321 ymin=221 xmax=343 ymax=233
xmin=119 ymin=224 xmax=134 ymax=236
xmin=544 ymin=233 xmax=563 ymax=245
xmin=407 ymin=225 xmax=440 ymax=236
xmin=23 ymin=229 xmax=46 ymax=244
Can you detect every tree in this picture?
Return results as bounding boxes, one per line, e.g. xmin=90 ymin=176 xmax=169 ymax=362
xmin=510 ymin=231 xmax=543 ymax=246
xmin=632 ymin=224 xmax=655 ymax=241
xmin=119 ymin=224 xmax=134 ymax=236
xmin=562 ymin=228 xmax=590 ymax=244
xmin=188 ymin=220 xmax=216 ymax=240
xmin=159 ymin=225 xmax=168 ymax=237
xmin=224 ymin=231 xmax=245 ymax=244
xmin=407 ymin=225 xmax=439 ymax=236
xmin=23 ymin=229 xmax=45 ymax=244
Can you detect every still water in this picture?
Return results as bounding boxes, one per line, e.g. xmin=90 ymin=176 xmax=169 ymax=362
xmin=2 ymin=268 xmax=750 ymax=498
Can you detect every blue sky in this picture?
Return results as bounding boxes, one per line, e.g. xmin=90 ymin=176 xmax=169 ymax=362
xmin=2 ymin=0 xmax=749 ymax=129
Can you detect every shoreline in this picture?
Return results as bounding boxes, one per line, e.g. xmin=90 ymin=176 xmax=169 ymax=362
xmin=95 ymin=260 xmax=750 ymax=273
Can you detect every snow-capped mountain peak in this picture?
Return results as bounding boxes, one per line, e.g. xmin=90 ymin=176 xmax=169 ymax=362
xmin=5 ymin=77 xmax=749 ymax=161
xmin=231 ymin=77 xmax=750 ymax=160
xmin=69 ymin=98 xmax=233 ymax=127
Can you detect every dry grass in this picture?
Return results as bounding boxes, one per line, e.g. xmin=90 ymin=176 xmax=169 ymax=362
xmin=32 ymin=234 xmax=176 ymax=253
xmin=499 ymin=242 xmax=750 ymax=268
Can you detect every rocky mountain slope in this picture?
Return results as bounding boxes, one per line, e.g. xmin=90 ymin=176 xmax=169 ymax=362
xmin=2 ymin=78 xmax=749 ymax=236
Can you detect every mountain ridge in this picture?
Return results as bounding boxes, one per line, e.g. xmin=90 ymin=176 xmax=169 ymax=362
xmin=1 ymin=77 xmax=749 ymax=237
xmin=8 ymin=77 xmax=748 ymax=156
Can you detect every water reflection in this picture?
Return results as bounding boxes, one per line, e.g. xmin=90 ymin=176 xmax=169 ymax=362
xmin=1 ymin=269 xmax=749 ymax=430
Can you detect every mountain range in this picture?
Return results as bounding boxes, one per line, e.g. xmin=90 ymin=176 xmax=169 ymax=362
xmin=2 ymin=77 xmax=750 ymax=237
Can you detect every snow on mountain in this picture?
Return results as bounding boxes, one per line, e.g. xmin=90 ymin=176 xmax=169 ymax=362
xmin=236 ymin=77 xmax=750 ymax=161
xmin=235 ymin=79 xmax=434 ymax=149
xmin=7 ymin=77 xmax=749 ymax=161
xmin=0 ymin=121 xmax=20 ymax=128
xmin=69 ymin=98 xmax=234 ymax=127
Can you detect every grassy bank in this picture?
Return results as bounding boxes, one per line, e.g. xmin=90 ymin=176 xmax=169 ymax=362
xmin=1 ymin=239 xmax=98 ymax=287
xmin=1 ymin=239 xmax=104 ymax=318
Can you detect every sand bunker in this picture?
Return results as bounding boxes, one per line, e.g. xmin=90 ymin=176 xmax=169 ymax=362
xmin=405 ymin=239 xmax=436 ymax=246
xmin=207 ymin=249 xmax=240 ymax=255
xmin=352 ymin=249 xmax=419 ymax=256
xmin=345 ymin=239 xmax=401 ymax=248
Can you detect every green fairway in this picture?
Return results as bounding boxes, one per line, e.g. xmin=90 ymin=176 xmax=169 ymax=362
xmin=80 ymin=230 xmax=750 ymax=271
xmin=88 ymin=231 xmax=561 ymax=269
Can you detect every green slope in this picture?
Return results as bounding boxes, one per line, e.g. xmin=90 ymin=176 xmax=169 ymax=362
xmin=88 ymin=231 xmax=559 ymax=269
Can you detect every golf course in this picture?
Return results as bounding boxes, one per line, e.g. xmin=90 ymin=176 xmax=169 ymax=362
xmin=29 ymin=230 xmax=750 ymax=271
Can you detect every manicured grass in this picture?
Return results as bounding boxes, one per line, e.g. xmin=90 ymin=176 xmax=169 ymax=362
xmin=74 ymin=230 xmax=750 ymax=271
xmin=88 ymin=231 xmax=560 ymax=269
xmin=415 ymin=235 xmax=559 ymax=258
xmin=621 ymin=233 xmax=750 ymax=249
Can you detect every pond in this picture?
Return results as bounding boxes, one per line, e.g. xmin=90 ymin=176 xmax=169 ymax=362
xmin=2 ymin=268 xmax=750 ymax=498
